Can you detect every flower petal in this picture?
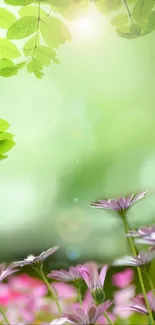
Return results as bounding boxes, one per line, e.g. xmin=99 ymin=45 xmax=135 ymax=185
xmin=39 ymin=246 xmax=59 ymax=261
xmin=100 ymin=265 xmax=108 ymax=287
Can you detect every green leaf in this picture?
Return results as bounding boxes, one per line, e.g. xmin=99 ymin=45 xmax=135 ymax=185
xmin=5 ymin=0 xmax=35 ymax=5
xmin=0 ymin=154 xmax=7 ymax=160
xmin=0 ymin=8 xmax=16 ymax=29
xmin=0 ymin=58 xmax=18 ymax=77
xmin=40 ymin=16 xmax=71 ymax=48
xmin=0 ymin=139 xmax=15 ymax=154
xmin=19 ymin=5 xmax=46 ymax=18
xmin=104 ymin=0 xmax=122 ymax=11
xmin=46 ymin=0 xmax=73 ymax=7
xmin=49 ymin=0 xmax=89 ymax=20
xmin=23 ymin=34 xmax=40 ymax=56
xmin=34 ymin=70 xmax=44 ymax=78
xmin=0 ymin=58 xmax=15 ymax=69
xmin=7 ymin=16 xmax=37 ymax=40
xmin=147 ymin=11 xmax=155 ymax=31
xmin=17 ymin=61 xmax=27 ymax=69
xmin=130 ymin=22 xmax=141 ymax=36
xmin=0 ymin=119 xmax=9 ymax=132
xmin=0 ymin=66 xmax=18 ymax=77
xmin=0 ymin=38 xmax=20 ymax=59
xmin=111 ymin=14 xmax=128 ymax=27
xmin=27 ymin=57 xmax=42 ymax=72
xmin=132 ymin=0 xmax=154 ymax=24
xmin=127 ymin=0 xmax=137 ymax=2
xmin=117 ymin=29 xmax=137 ymax=39
xmin=0 ymin=132 xmax=14 ymax=141
xmin=35 ymin=45 xmax=57 ymax=66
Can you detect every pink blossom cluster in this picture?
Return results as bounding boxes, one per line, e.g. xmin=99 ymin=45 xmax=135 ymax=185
xmin=0 ymin=267 xmax=135 ymax=324
xmin=0 ymin=192 xmax=155 ymax=325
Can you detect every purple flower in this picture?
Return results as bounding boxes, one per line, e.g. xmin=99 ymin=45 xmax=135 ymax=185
xmin=126 ymin=292 xmax=155 ymax=316
xmin=113 ymin=251 xmax=155 ymax=267
xmin=50 ymin=302 xmax=113 ymax=325
xmin=91 ymin=192 xmax=147 ymax=216
xmin=135 ymin=233 xmax=155 ymax=246
xmin=0 ymin=263 xmax=19 ymax=282
xmin=13 ymin=246 xmax=59 ymax=268
xmin=48 ymin=266 xmax=83 ymax=283
xmin=126 ymin=226 xmax=155 ymax=238
xmin=80 ymin=263 xmax=108 ymax=305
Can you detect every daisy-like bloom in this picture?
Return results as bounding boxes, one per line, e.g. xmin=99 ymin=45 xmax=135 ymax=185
xmin=80 ymin=263 xmax=108 ymax=305
xmin=13 ymin=246 xmax=59 ymax=268
xmin=91 ymin=192 xmax=147 ymax=216
xmin=135 ymin=233 xmax=155 ymax=247
xmin=48 ymin=266 xmax=83 ymax=284
xmin=0 ymin=264 xmax=19 ymax=282
xmin=113 ymin=251 xmax=155 ymax=267
xmin=50 ymin=302 xmax=113 ymax=325
xmin=126 ymin=226 xmax=155 ymax=238
xmin=126 ymin=292 xmax=155 ymax=317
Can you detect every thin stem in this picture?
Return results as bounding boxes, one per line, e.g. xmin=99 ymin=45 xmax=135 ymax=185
xmin=39 ymin=267 xmax=62 ymax=314
xmin=122 ymin=216 xmax=137 ymax=256
xmin=137 ymin=268 xmax=154 ymax=324
xmin=123 ymin=216 xmax=155 ymax=325
xmin=146 ymin=272 xmax=155 ymax=296
xmin=123 ymin=0 xmax=133 ymax=23
xmin=32 ymin=2 xmax=40 ymax=57
xmin=103 ymin=311 xmax=114 ymax=325
xmin=0 ymin=306 xmax=10 ymax=325
xmin=77 ymin=287 xmax=82 ymax=306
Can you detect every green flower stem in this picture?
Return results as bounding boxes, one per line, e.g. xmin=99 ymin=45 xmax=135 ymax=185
xmin=103 ymin=311 xmax=114 ymax=325
xmin=122 ymin=216 xmax=155 ymax=325
xmin=0 ymin=306 xmax=10 ymax=325
xmin=77 ymin=287 xmax=82 ymax=306
xmin=145 ymin=271 xmax=155 ymax=296
xmin=39 ymin=266 xmax=62 ymax=314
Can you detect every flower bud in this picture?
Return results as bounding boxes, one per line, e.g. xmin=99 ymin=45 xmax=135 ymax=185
xmin=92 ymin=287 xmax=105 ymax=305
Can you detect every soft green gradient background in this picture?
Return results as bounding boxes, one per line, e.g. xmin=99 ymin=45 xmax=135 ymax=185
xmin=0 ymin=12 xmax=155 ymax=265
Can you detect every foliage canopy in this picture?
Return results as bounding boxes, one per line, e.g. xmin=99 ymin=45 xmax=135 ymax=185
xmin=0 ymin=0 xmax=154 ymax=78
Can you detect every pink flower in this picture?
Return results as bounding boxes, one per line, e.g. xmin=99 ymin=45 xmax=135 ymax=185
xmin=113 ymin=285 xmax=135 ymax=318
xmin=97 ymin=312 xmax=116 ymax=324
xmin=9 ymin=274 xmax=47 ymax=296
xmin=48 ymin=266 xmax=83 ymax=283
xmin=126 ymin=226 xmax=155 ymax=238
xmin=81 ymin=263 xmax=108 ymax=291
xmin=80 ymin=263 xmax=108 ymax=305
xmin=52 ymin=282 xmax=77 ymax=300
xmin=70 ymin=290 xmax=93 ymax=314
xmin=51 ymin=302 xmax=113 ymax=325
xmin=126 ymin=291 xmax=155 ymax=315
xmin=112 ymin=269 xmax=134 ymax=288
xmin=13 ymin=246 xmax=59 ymax=267
xmin=91 ymin=192 xmax=147 ymax=216
xmin=0 ymin=263 xmax=19 ymax=282
xmin=113 ymin=251 xmax=155 ymax=267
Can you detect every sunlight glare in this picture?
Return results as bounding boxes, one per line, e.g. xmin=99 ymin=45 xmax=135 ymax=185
xmin=71 ymin=4 xmax=107 ymax=44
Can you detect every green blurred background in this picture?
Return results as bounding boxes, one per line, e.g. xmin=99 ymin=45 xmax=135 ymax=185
xmin=1 ymin=6 xmax=155 ymax=266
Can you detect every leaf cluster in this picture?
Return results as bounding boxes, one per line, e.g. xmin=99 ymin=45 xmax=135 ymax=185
xmin=0 ymin=118 xmax=15 ymax=160
xmin=0 ymin=0 xmax=76 ymax=78
xmin=95 ymin=0 xmax=155 ymax=39
xmin=0 ymin=0 xmax=155 ymax=78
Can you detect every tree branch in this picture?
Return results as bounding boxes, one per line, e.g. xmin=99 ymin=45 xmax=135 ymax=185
xmin=123 ymin=0 xmax=133 ymax=23
xmin=32 ymin=2 xmax=40 ymax=57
